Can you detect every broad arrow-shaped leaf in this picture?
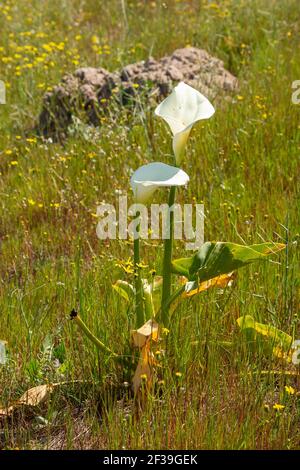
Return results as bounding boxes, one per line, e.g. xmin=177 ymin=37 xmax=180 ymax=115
xmin=237 ymin=315 xmax=293 ymax=362
xmin=112 ymin=280 xmax=135 ymax=303
xmin=171 ymin=241 xmax=285 ymax=281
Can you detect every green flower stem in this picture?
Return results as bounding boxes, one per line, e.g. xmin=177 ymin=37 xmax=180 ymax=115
xmin=161 ymin=185 xmax=176 ymax=326
xmin=164 ymin=284 xmax=185 ymax=312
xmin=134 ymin=213 xmax=145 ymax=328
xmin=70 ymin=310 xmax=118 ymax=358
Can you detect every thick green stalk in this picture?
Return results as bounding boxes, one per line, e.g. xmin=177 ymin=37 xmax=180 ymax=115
xmin=70 ymin=310 xmax=118 ymax=358
xmin=161 ymin=186 xmax=176 ymax=326
xmin=163 ymin=284 xmax=185 ymax=312
xmin=134 ymin=214 xmax=145 ymax=328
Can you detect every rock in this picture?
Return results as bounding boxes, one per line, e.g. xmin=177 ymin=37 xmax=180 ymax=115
xmin=37 ymin=47 xmax=238 ymax=139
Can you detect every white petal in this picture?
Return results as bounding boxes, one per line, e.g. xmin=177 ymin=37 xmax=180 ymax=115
xmin=155 ymin=82 xmax=215 ymax=135
xmin=131 ymin=162 xmax=189 ymax=204
xmin=172 ymin=127 xmax=192 ymax=165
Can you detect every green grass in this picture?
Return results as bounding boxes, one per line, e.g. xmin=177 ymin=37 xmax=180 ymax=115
xmin=0 ymin=0 xmax=300 ymax=449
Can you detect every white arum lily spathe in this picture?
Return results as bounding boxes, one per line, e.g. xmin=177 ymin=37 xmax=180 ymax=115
xmin=131 ymin=162 xmax=189 ymax=204
xmin=155 ymin=81 xmax=215 ymax=164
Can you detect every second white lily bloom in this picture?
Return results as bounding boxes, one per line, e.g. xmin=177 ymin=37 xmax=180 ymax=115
xmin=131 ymin=162 xmax=189 ymax=204
xmin=155 ymin=82 xmax=215 ymax=164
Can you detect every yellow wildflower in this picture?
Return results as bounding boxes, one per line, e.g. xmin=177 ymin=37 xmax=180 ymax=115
xmin=285 ymin=385 xmax=295 ymax=395
xmin=273 ymin=403 xmax=285 ymax=411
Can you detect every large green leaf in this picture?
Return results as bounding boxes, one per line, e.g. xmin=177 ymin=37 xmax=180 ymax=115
xmin=171 ymin=241 xmax=285 ymax=281
xmin=112 ymin=280 xmax=134 ymax=302
xmin=237 ymin=315 xmax=293 ymax=362
xmin=142 ymin=277 xmax=163 ymax=319
xmin=113 ymin=277 xmax=163 ymax=318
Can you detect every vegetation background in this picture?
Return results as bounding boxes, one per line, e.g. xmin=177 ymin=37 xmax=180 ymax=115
xmin=0 ymin=0 xmax=299 ymax=449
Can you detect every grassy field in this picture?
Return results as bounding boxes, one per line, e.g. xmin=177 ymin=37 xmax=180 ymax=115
xmin=0 ymin=0 xmax=300 ymax=450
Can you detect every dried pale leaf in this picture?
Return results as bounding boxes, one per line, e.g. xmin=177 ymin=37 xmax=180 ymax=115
xmin=17 ymin=384 xmax=54 ymax=406
xmin=0 ymin=381 xmax=87 ymax=417
xmin=182 ymin=272 xmax=235 ymax=298
xmin=137 ymin=319 xmax=159 ymax=340
xmin=0 ymin=384 xmax=54 ymax=417
xmin=131 ymin=319 xmax=159 ymax=348
xmin=0 ymin=406 xmax=14 ymax=417
xmin=132 ymin=342 xmax=152 ymax=394
xmin=131 ymin=320 xmax=160 ymax=394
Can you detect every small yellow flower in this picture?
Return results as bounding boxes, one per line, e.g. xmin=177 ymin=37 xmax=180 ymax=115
xmin=175 ymin=371 xmax=182 ymax=378
xmin=285 ymin=385 xmax=295 ymax=395
xmin=137 ymin=262 xmax=148 ymax=269
xmin=91 ymin=35 xmax=99 ymax=45
xmin=140 ymin=374 xmax=147 ymax=381
xmin=273 ymin=403 xmax=285 ymax=411
xmin=5 ymin=149 xmax=13 ymax=155
xmin=161 ymin=327 xmax=169 ymax=336
xmin=237 ymin=95 xmax=244 ymax=101
xmin=124 ymin=266 xmax=134 ymax=274
xmin=28 ymin=198 xmax=36 ymax=206
xmin=10 ymin=160 xmax=18 ymax=166
xmin=115 ymin=259 xmax=135 ymax=275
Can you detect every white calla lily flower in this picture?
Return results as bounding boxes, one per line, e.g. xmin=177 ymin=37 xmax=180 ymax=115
xmin=155 ymin=81 xmax=215 ymax=164
xmin=131 ymin=162 xmax=189 ymax=204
